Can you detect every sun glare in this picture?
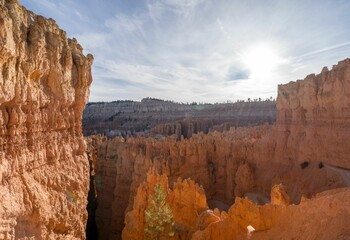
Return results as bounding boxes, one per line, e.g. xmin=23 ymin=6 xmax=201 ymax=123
xmin=243 ymin=43 xmax=283 ymax=80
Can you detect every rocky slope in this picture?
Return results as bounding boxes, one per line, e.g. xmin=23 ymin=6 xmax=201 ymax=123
xmin=123 ymin=171 xmax=350 ymax=240
xmin=87 ymin=126 xmax=270 ymax=239
xmin=192 ymin=187 xmax=350 ymax=240
xmin=87 ymin=59 xmax=350 ymax=239
xmin=0 ymin=1 xmax=93 ymax=239
xmin=83 ymin=99 xmax=276 ymax=138
xmin=122 ymin=169 xmax=208 ymax=240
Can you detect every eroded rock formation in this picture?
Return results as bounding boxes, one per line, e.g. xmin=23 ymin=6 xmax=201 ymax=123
xmin=122 ymin=170 xmax=208 ymax=240
xmin=87 ymin=125 xmax=271 ymax=239
xmin=87 ymin=59 xmax=350 ymax=239
xmin=270 ymin=184 xmax=290 ymax=206
xmin=0 ymin=0 xmax=93 ymax=239
xmin=83 ymin=99 xmax=276 ymax=138
xmin=192 ymin=187 xmax=350 ymax=240
xmin=124 ymin=171 xmax=350 ymax=240
xmin=274 ymin=60 xmax=350 ymax=169
xmin=248 ymin=59 xmax=350 ymax=201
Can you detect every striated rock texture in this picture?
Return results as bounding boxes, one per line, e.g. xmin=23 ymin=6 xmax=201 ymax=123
xmin=0 ymin=1 xmax=93 ymax=239
xmin=123 ymin=173 xmax=350 ymax=240
xmin=274 ymin=60 xmax=350 ymax=169
xmin=192 ymin=187 xmax=350 ymax=240
xmin=122 ymin=170 xmax=208 ymax=240
xmin=251 ymin=189 xmax=350 ymax=240
xmin=89 ymin=136 xmax=127 ymax=240
xmin=248 ymin=59 xmax=350 ymax=201
xmin=83 ymin=99 xmax=276 ymax=138
xmin=86 ymin=126 xmax=271 ymax=239
xmin=87 ymin=59 xmax=350 ymax=239
xmin=270 ymin=184 xmax=290 ymax=206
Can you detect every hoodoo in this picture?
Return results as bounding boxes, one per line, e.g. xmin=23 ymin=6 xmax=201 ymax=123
xmin=1 ymin=1 xmax=350 ymax=240
xmin=0 ymin=0 xmax=92 ymax=239
xmin=87 ymin=59 xmax=350 ymax=239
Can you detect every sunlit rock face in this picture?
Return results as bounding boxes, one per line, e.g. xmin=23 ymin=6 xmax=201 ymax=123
xmin=123 ymin=173 xmax=350 ymax=240
xmin=191 ymin=187 xmax=350 ymax=240
xmin=0 ymin=0 xmax=93 ymax=239
xmin=88 ymin=59 xmax=350 ymax=239
xmin=87 ymin=126 xmax=270 ymax=239
xmin=249 ymin=59 xmax=350 ymax=201
xmin=122 ymin=170 xmax=208 ymax=240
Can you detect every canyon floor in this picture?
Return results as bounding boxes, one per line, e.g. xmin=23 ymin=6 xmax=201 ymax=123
xmin=0 ymin=0 xmax=350 ymax=240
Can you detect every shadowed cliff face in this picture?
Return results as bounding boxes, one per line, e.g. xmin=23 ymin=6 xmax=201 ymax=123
xmin=0 ymin=0 xmax=93 ymax=239
xmin=87 ymin=59 xmax=350 ymax=239
xmin=274 ymin=61 xmax=350 ymax=169
xmin=83 ymin=100 xmax=276 ymax=139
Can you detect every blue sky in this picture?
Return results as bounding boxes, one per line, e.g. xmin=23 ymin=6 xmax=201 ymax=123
xmin=20 ymin=0 xmax=350 ymax=103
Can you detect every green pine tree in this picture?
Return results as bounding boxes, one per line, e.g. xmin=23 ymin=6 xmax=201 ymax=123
xmin=144 ymin=183 xmax=175 ymax=240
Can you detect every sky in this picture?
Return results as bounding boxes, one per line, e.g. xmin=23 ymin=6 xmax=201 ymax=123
xmin=20 ymin=0 xmax=350 ymax=103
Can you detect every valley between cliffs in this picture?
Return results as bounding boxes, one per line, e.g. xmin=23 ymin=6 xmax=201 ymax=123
xmin=1 ymin=1 xmax=350 ymax=240
xmin=87 ymin=59 xmax=350 ymax=239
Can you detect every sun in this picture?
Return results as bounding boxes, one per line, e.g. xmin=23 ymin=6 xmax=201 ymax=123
xmin=243 ymin=43 xmax=283 ymax=80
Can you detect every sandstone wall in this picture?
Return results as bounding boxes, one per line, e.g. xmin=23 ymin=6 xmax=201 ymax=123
xmin=0 ymin=1 xmax=93 ymax=239
xmin=123 ymin=172 xmax=350 ymax=240
xmin=191 ymin=187 xmax=350 ymax=240
xmin=87 ymin=127 xmax=268 ymax=239
xmin=248 ymin=59 xmax=350 ymax=199
xmin=87 ymin=59 xmax=350 ymax=239
xmin=122 ymin=170 xmax=208 ymax=240
xmin=274 ymin=60 xmax=350 ymax=169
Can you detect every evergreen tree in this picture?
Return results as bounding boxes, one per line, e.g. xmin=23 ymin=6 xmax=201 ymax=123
xmin=144 ymin=183 xmax=175 ymax=240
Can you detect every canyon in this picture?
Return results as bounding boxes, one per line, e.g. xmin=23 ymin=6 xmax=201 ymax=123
xmin=87 ymin=59 xmax=350 ymax=239
xmin=0 ymin=1 xmax=350 ymax=240
xmin=123 ymin=171 xmax=350 ymax=240
xmin=83 ymin=98 xmax=276 ymax=139
xmin=0 ymin=0 xmax=92 ymax=239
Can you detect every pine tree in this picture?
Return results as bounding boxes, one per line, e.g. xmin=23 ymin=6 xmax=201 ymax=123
xmin=144 ymin=183 xmax=175 ymax=240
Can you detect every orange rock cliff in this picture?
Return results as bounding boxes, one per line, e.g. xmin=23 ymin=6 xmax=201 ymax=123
xmin=122 ymin=169 xmax=208 ymax=240
xmin=87 ymin=58 xmax=350 ymax=239
xmin=1 ymin=0 xmax=350 ymax=239
xmin=0 ymin=0 xmax=93 ymax=239
xmin=122 ymin=171 xmax=350 ymax=240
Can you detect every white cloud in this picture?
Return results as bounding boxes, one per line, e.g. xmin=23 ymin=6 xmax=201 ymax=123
xmin=36 ymin=0 xmax=57 ymax=11
xmin=105 ymin=14 xmax=144 ymax=35
xmin=20 ymin=0 xmax=350 ymax=103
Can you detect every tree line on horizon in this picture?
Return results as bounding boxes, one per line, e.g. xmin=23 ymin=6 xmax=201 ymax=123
xmin=86 ymin=96 xmax=276 ymax=106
